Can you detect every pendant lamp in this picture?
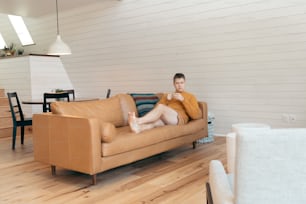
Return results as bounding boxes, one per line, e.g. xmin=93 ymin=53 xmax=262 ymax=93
xmin=48 ymin=0 xmax=71 ymax=55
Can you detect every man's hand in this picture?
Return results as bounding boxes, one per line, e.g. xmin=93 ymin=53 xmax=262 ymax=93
xmin=172 ymin=93 xmax=184 ymax=101
xmin=167 ymin=93 xmax=172 ymax=100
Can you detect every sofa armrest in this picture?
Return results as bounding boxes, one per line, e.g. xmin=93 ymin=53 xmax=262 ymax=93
xmin=198 ymin=101 xmax=208 ymax=124
xmin=209 ymin=160 xmax=234 ymax=204
xmin=33 ymin=114 xmax=101 ymax=175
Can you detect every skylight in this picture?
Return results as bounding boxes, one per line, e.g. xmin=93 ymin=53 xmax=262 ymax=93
xmin=8 ymin=15 xmax=34 ymax=46
xmin=0 ymin=33 xmax=6 ymax=49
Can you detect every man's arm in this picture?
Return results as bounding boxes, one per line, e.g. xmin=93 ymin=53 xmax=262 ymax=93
xmin=157 ymin=94 xmax=168 ymax=105
xmin=181 ymin=93 xmax=202 ymax=120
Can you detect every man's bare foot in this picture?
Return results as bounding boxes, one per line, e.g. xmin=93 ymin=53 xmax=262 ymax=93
xmin=128 ymin=112 xmax=141 ymax=133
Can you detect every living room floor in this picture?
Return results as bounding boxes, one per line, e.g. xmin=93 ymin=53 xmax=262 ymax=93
xmin=0 ymin=135 xmax=226 ymax=204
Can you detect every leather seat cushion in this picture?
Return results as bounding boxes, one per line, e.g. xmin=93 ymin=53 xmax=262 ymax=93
xmin=101 ymin=118 xmax=205 ymax=156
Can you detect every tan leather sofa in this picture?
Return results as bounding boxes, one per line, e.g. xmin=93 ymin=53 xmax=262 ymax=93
xmin=33 ymin=93 xmax=208 ymax=184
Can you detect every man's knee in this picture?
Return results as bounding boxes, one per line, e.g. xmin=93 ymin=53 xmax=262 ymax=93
xmin=154 ymin=104 xmax=166 ymax=112
xmin=156 ymin=104 xmax=171 ymax=112
xmin=156 ymin=104 xmax=166 ymax=109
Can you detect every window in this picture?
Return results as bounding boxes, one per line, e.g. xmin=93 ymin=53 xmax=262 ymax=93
xmin=0 ymin=33 xmax=6 ymax=49
xmin=8 ymin=15 xmax=34 ymax=46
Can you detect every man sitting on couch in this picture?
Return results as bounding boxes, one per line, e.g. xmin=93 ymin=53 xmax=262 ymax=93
xmin=129 ymin=73 xmax=202 ymax=133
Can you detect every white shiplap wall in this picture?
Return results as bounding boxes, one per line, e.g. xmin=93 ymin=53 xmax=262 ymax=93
xmin=29 ymin=56 xmax=74 ymax=100
xmin=0 ymin=57 xmax=32 ymax=115
xmin=0 ymin=56 xmax=73 ymax=115
xmin=2 ymin=0 xmax=306 ymax=134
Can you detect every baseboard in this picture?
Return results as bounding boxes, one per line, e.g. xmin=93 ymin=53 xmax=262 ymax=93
xmin=214 ymin=133 xmax=226 ymax=137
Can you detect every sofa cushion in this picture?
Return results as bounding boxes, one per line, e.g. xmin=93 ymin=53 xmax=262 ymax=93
xmin=101 ymin=118 xmax=205 ymax=156
xmin=51 ymin=96 xmax=125 ymax=127
xmin=130 ymin=93 xmax=159 ymax=117
xmin=99 ymin=121 xmax=116 ymax=143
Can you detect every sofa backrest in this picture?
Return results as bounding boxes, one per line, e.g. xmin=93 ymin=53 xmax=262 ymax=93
xmin=51 ymin=94 xmax=137 ymax=127
xmin=49 ymin=93 xmax=205 ymax=127
xmin=117 ymin=94 xmax=137 ymax=126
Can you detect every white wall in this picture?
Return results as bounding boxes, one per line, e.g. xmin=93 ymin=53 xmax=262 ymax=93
xmin=29 ymin=56 xmax=73 ymax=99
xmin=0 ymin=56 xmax=73 ymax=115
xmin=0 ymin=57 xmax=31 ymax=116
xmin=1 ymin=0 xmax=306 ymax=134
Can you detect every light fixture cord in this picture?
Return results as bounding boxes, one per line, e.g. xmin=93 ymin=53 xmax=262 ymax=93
xmin=56 ymin=0 xmax=59 ymax=35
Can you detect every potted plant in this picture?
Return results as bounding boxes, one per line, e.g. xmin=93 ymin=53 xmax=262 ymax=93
xmin=17 ymin=48 xmax=24 ymax=56
xmin=55 ymin=89 xmax=65 ymax=101
xmin=55 ymin=89 xmax=64 ymax=93
xmin=0 ymin=43 xmax=25 ymax=57
xmin=3 ymin=43 xmax=16 ymax=56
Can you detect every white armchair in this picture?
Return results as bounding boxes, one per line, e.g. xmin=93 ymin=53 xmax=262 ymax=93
xmin=227 ymin=123 xmax=271 ymax=174
xmin=207 ymin=128 xmax=306 ymax=204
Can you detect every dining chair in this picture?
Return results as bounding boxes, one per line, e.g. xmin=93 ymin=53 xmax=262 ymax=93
xmin=7 ymin=92 xmax=32 ymax=150
xmin=63 ymin=89 xmax=75 ymax=100
xmin=43 ymin=92 xmax=70 ymax=112
xmin=106 ymin=88 xmax=111 ymax=98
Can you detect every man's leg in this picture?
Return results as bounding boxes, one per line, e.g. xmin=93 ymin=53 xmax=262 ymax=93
xmin=138 ymin=119 xmax=165 ymax=132
xmin=138 ymin=104 xmax=178 ymax=125
xmin=128 ymin=104 xmax=178 ymax=133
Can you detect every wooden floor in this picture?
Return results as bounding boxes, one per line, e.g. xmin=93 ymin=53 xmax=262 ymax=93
xmin=0 ymin=135 xmax=226 ymax=204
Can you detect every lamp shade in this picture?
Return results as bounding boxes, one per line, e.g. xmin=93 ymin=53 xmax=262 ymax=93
xmin=47 ymin=35 xmax=71 ymax=55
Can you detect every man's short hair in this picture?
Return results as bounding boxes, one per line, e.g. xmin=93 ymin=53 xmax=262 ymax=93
xmin=173 ymin=73 xmax=185 ymax=82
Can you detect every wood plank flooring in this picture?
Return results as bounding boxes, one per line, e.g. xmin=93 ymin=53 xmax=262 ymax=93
xmin=0 ymin=135 xmax=226 ymax=204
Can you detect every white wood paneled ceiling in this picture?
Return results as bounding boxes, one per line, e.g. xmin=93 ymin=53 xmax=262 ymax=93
xmin=1 ymin=0 xmax=305 ymax=18
xmin=0 ymin=0 xmax=104 ymax=17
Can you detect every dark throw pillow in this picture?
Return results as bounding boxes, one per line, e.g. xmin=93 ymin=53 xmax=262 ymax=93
xmin=130 ymin=93 xmax=160 ymax=117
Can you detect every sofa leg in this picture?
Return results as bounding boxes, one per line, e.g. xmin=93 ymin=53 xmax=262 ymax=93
xmin=206 ymin=182 xmax=213 ymax=204
xmin=92 ymin=174 xmax=97 ymax=185
xmin=51 ymin=165 xmax=56 ymax=176
xmin=192 ymin=141 xmax=197 ymax=149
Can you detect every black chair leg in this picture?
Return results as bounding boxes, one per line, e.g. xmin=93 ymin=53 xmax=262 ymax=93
xmin=12 ymin=126 xmax=17 ymax=150
xmin=206 ymin=182 xmax=213 ymax=204
xmin=21 ymin=126 xmax=25 ymax=145
xmin=51 ymin=165 xmax=56 ymax=175
xmin=92 ymin=174 xmax=97 ymax=185
xmin=192 ymin=141 xmax=197 ymax=149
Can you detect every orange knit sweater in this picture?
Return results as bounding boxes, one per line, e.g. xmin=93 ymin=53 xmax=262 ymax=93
xmin=158 ymin=91 xmax=202 ymax=125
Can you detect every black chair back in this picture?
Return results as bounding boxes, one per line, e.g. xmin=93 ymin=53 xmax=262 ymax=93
xmin=7 ymin=92 xmax=32 ymax=150
xmin=63 ymin=89 xmax=75 ymax=100
xmin=106 ymin=89 xmax=111 ymax=98
xmin=43 ymin=92 xmax=70 ymax=112
xmin=7 ymin=92 xmax=24 ymax=124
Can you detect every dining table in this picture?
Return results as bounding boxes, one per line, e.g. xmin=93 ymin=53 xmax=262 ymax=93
xmin=22 ymin=97 xmax=100 ymax=113
xmin=22 ymin=97 xmax=100 ymax=114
